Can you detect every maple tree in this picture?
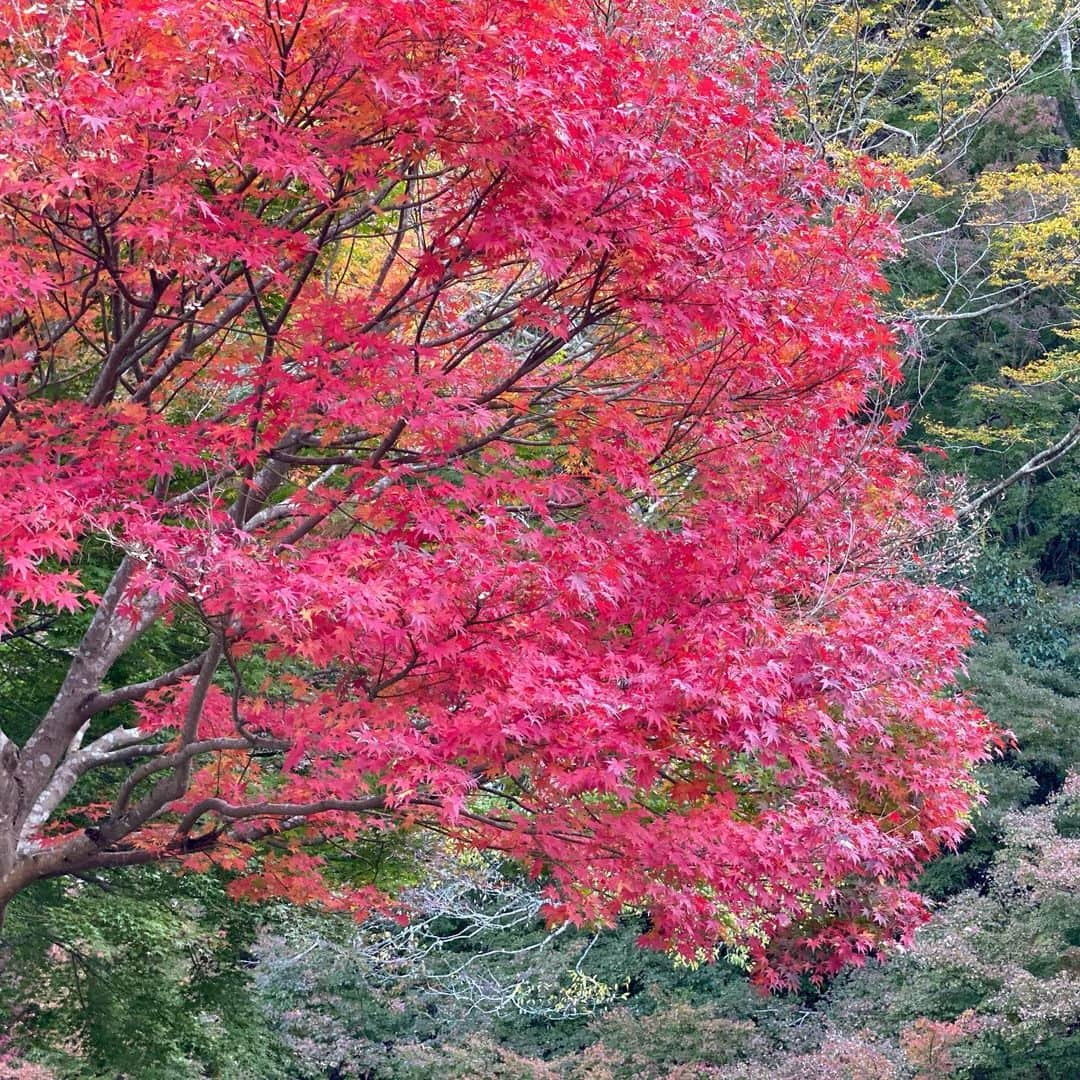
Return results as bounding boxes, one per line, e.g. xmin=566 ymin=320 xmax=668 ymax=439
xmin=0 ymin=0 xmax=995 ymax=986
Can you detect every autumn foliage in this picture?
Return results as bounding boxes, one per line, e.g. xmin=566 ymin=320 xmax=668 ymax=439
xmin=0 ymin=0 xmax=993 ymax=986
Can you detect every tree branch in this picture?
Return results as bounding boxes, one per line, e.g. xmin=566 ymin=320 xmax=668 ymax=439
xmin=958 ymin=419 xmax=1080 ymax=519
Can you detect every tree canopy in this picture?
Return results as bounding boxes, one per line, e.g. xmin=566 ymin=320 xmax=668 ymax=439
xmin=0 ymin=0 xmax=995 ymax=990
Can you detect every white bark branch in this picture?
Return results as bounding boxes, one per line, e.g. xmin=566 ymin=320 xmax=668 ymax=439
xmin=958 ymin=419 xmax=1080 ymax=519
xmin=16 ymin=727 xmax=150 ymax=854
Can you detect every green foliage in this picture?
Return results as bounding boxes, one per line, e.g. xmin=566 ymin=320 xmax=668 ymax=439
xmin=919 ymin=632 xmax=1080 ymax=898
xmin=0 ymin=869 xmax=288 ymax=1079
xmin=954 ymin=544 xmax=1080 ymax=671
xmin=560 ymin=1002 xmax=763 ymax=1078
xmin=387 ymin=1036 xmax=561 ymax=1080
xmin=970 ymin=642 xmax=1080 ymax=795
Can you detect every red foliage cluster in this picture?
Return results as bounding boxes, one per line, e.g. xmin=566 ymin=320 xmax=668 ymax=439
xmin=0 ymin=0 xmax=993 ymax=985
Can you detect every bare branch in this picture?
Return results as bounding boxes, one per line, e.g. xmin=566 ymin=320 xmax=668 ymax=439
xmin=958 ymin=419 xmax=1080 ymax=519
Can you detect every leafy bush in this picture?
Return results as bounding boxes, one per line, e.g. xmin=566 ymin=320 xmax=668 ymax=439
xmin=0 ymin=869 xmax=286 ymax=1079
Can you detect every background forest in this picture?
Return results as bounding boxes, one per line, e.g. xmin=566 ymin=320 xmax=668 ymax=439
xmin=4 ymin=1 xmax=1080 ymax=1077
